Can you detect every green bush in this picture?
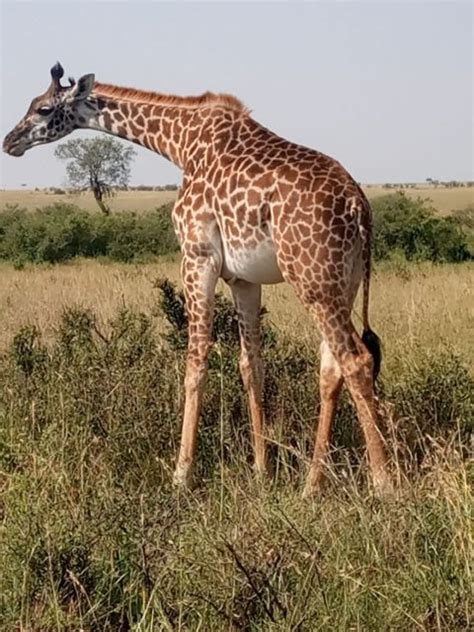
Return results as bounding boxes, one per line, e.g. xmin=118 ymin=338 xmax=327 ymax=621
xmin=451 ymin=203 xmax=474 ymax=256
xmin=0 ymin=203 xmax=179 ymax=264
xmin=1 ymin=194 xmax=472 ymax=266
xmin=105 ymin=209 xmax=179 ymax=262
xmin=372 ymin=192 xmax=471 ymax=262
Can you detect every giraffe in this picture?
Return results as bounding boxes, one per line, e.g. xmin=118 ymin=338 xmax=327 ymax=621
xmin=3 ymin=63 xmax=393 ymax=497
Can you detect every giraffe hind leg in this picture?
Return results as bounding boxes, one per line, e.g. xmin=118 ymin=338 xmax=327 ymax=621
xmin=306 ymin=301 xmax=393 ymax=497
xmin=302 ymin=340 xmax=344 ymax=498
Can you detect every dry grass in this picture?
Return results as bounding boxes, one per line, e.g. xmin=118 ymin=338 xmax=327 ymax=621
xmin=2 ymin=184 xmax=473 ymax=214
xmin=0 ymin=189 xmax=177 ymax=212
xmin=1 ymin=258 xmax=472 ymax=374
xmin=1 ymin=230 xmax=472 ymax=629
xmin=1 ymin=262 xmax=472 ymax=630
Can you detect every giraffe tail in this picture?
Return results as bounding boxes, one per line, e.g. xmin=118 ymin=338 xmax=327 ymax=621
xmin=358 ymin=198 xmax=382 ymax=381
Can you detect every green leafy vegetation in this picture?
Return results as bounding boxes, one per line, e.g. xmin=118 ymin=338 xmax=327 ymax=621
xmin=1 ymin=193 xmax=472 ymax=267
xmin=0 ymin=202 xmax=178 ymax=265
xmin=1 ymin=282 xmax=471 ymax=630
xmin=372 ymin=192 xmax=472 ymax=261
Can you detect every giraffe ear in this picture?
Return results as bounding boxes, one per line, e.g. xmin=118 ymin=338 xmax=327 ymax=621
xmin=70 ymin=74 xmax=95 ymax=101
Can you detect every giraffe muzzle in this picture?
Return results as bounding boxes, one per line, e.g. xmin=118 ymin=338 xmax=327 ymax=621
xmin=3 ymin=126 xmax=28 ymax=157
xmin=4 ymin=143 xmax=25 ymax=157
xmin=3 ymin=128 xmax=27 ymax=156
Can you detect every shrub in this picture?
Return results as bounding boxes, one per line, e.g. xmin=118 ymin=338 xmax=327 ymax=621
xmin=372 ymin=192 xmax=471 ymax=262
xmin=0 ymin=203 xmax=179 ymax=264
xmin=105 ymin=208 xmax=179 ymax=262
xmin=1 ymin=195 xmax=472 ymax=265
xmin=451 ymin=204 xmax=474 ymax=256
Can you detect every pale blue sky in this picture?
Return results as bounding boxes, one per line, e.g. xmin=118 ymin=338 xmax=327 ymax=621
xmin=1 ymin=1 xmax=472 ymax=188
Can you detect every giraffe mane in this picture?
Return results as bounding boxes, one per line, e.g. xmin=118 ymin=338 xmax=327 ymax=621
xmin=93 ymin=82 xmax=249 ymax=114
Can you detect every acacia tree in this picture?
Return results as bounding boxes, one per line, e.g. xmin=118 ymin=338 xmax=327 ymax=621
xmin=55 ymin=137 xmax=136 ymax=214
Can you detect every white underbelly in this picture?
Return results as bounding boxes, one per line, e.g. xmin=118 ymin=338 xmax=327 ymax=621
xmin=222 ymin=239 xmax=284 ymax=285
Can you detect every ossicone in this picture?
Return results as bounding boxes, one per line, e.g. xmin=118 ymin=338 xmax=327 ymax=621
xmin=50 ymin=62 xmax=64 ymax=81
xmin=50 ymin=62 xmax=76 ymax=91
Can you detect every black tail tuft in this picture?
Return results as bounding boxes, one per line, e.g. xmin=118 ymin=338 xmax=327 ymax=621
xmin=362 ymin=328 xmax=382 ymax=382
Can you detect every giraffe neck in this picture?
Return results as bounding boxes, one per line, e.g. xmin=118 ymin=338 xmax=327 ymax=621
xmin=82 ymin=84 xmax=246 ymax=172
xmin=84 ymin=97 xmax=191 ymax=170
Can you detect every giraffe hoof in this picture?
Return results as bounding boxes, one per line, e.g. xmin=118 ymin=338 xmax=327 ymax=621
xmin=301 ymin=482 xmax=324 ymax=500
xmin=254 ymin=462 xmax=272 ymax=483
xmin=301 ymin=485 xmax=314 ymax=500
xmin=173 ymin=466 xmax=193 ymax=490
xmin=302 ymin=469 xmax=326 ymax=499
xmin=373 ymin=474 xmax=396 ymax=499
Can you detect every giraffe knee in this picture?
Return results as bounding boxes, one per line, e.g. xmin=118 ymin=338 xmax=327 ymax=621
xmin=320 ymin=367 xmax=344 ymax=402
xmin=185 ymin=365 xmax=208 ymax=392
xmin=239 ymin=353 xmax=263 ymax=390
xmin=239 ymin=355 xmax=253 ymax=389
xmin=341 ymin=352 xmax=374 ymax=394
xmin=320 ymin=341 xmax=343 ymax=400
xmin=185 ymin=339 xmax=213 ymax=391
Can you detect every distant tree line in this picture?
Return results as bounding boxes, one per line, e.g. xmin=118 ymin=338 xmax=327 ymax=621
xmin=380 ymin=180 xmax=473 ymax=189
xmin=129 ymin=184 xmax=180 ymax=192
xmin=39 ymin=184 xmax=180 ymax=194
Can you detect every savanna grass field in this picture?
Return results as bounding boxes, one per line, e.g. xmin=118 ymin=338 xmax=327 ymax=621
xmin=1 ymin=186 xmax=473 ymax=630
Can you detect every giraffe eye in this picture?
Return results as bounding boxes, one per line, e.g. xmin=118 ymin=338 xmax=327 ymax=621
xmin=37 ymin=106 xmax=54 ymax=116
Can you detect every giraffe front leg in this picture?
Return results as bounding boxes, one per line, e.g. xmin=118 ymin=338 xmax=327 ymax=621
xmin=229 ymin=280 xmax=269 ymax=479
xmin=173 ymin=253 xmax=219 ymax=490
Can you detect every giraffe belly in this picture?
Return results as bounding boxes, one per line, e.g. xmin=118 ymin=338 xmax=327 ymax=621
xmin=221 ymin=240 xmax=284 ymax=285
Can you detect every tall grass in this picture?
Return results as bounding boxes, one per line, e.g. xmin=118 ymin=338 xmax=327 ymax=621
xmin=1 ymin=283 xmax=472 ymax=631
xmin=1 ymin=259 xmax=473 ymax=371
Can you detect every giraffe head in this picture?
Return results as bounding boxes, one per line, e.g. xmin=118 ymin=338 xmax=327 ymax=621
xmin=3 ymin=62 xmax=95 ymax=157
